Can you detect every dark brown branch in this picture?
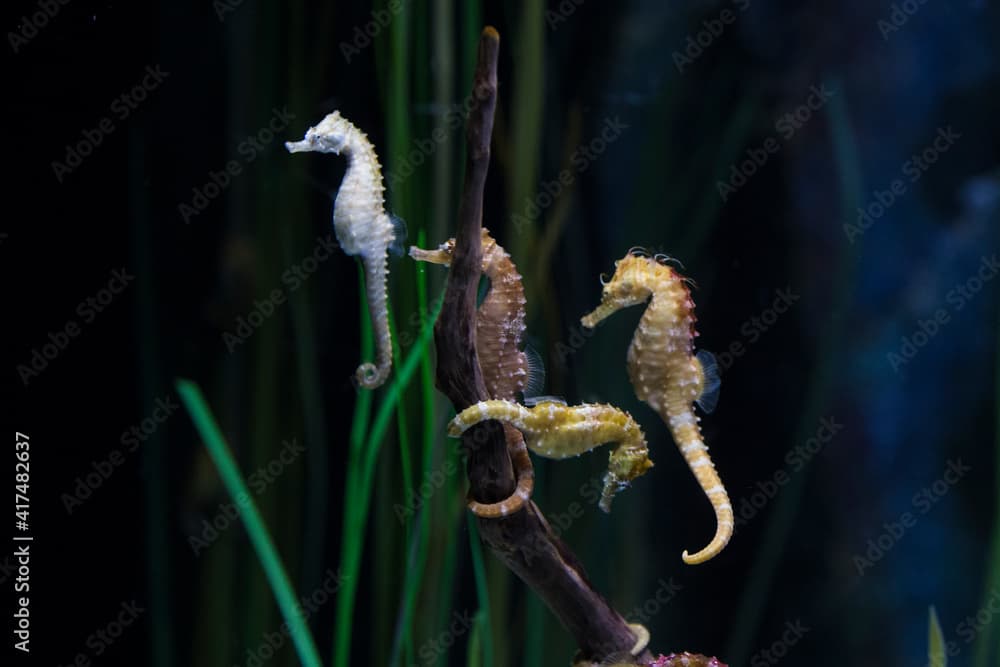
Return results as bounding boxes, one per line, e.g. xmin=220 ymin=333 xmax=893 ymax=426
xmin=433 ymin=26 xmax=653 ymax=665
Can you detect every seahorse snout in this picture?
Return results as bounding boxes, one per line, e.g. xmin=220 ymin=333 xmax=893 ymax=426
xmin=580 ymin=300 xmax=620 ymax=329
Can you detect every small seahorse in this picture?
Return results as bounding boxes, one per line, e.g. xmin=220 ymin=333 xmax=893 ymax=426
xmin=286 ymin=111 xmax=403 ymax=389
xmin=411 ymin=229 xmax=536 ymax=517
xmin=581 ymin=249 xmax=729 ymax=565
xmin=448 ymin=399 xmax=653 ymax=512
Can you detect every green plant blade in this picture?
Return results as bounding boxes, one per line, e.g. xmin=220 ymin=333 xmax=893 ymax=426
xmin=175 ymin=379 xmax=322 ymax=667
xmin=333 ymin=288 xmax=444 ymax=667
xmin=466 ymin=610 xmax=485 ymax=667
xmin=974 ymin=317 xmax=1000 ymax=667
xmin=467 ymin=514 xmax=494 ymax=667
xmin=929 ymin=606 xmax=947 ymax=667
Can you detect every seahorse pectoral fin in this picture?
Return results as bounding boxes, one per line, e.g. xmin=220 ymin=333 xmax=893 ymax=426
xmin=523 ymin=395 xmax=566 ymax=407
xmin=693 ymin=349 xmax=722 ymax=414
xmin=387 ymin=214 xmax=408 ymax=258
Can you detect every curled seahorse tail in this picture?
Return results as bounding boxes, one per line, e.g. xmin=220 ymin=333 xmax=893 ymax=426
xmin=681 ymin=512 xmax=733 ymax=565
xmin=678 ymin=442 xmax=733 ymax=564
xmin=447 ymin=400 xmax=531 ymax=437
xmin=468 ymin=425 xmax=534 ymax=518
xmin=356 ymin=251 xmax=393 ymax=389
xmin=598 ymin=473 xmax=624 ymax=513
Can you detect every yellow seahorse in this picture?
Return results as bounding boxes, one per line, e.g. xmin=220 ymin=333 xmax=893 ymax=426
xmin=286 ymin=111 xmax=403 ymax=389
xmin=411 ymin=229 xmax=536 ymax=517
xmin=448 ymin=399 xmax=653 ymax=512
xmin=581 ymin=249 xmax=730 ymax=565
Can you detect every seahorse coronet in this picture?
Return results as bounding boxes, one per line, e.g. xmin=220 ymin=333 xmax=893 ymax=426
xmin=286 ymin=110 xmax=396 ymax=389
xmin=581 ymin=251 xmax=733 ymax=565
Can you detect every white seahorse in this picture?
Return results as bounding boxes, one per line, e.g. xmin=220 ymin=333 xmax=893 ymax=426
xmin=286 ymin=111 xmax=404 ymax=389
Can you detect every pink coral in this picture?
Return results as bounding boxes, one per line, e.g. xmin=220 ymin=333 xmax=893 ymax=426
xmin=650 ymin=653 xmax=728 ymax=667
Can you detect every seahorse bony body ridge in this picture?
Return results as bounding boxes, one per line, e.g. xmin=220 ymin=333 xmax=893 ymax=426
xmin=286 ymin=111 xmax=397 ymax=389
xmin=581 ymin=251 xmax=731 ymax=564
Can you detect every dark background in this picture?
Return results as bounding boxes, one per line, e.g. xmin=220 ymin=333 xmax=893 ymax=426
xmin=9 ymin=1 xmax=999 ymax=666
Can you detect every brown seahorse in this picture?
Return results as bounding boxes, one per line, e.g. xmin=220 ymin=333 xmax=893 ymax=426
xmin=410 ymin=229 xmax=536 ymax=517
xmin=581 ymin=249 xmax=730 ymax=565
xmin=286 ymin=111 xmax=404 ymax=389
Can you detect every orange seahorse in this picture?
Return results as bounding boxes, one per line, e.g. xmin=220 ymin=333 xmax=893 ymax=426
xmin=410 ymin=229 xmax=537 ymax=517
xmin=448 ymin=399 xmax=653 ymax=512
xmin=286 ymin=111 xmax=404 ymax=389
xmin=581 ymin=249 xmax=729 ymax=565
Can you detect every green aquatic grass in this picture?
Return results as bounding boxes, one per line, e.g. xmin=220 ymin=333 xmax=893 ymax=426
xmin=388 ymin=230 xmax=438 ymax=667
xmin=432 ymin=504 xmax=462 ymax=667
xmin=284 ymin=226 xmax=331 ymax=594
xmin=507 ymin=0 xmax=544 ymax=292
xmin=128 ymin=138 xmax=173 ymax=667
xmin=929 ymin=606 xmax=947 ymax=667
xmin=378 ymin=5 xmax=417 ymax=660
xmin=332 ymin=265 xmax=376 ymax=667
xmin=725 ymin=79 xmax=862 ymax=665
xmin=374 ymin=302 xmax=413 ymax=665
xmin=175 ymin=379 xmax=323 ymax=667
xmin=466 ymin=610 xmax=485 ymax=667
xmin=350 ymin=262 xmax=377 ymax=456
xmin=333 ymin=284 xmax=445 ymax=667
xmin=973 ymin=318 xmax=1000 ymax=667
xmin=468 ymin=513 xmax=495 ymax=667
xmin=679 ymin=92 xmax=759 ymax=262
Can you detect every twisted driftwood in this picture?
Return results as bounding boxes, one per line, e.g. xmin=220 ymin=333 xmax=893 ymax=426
xmin=432 ymin=26 xmax=653 ymax=665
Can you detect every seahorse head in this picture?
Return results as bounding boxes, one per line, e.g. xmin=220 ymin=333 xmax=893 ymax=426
xmin=285 ymin=110 xmax=353 ymax=155
xmin=408 ymin=238 xmax=456 ymax=266
xmin=581 ymin=249 xmax=673 ymax=328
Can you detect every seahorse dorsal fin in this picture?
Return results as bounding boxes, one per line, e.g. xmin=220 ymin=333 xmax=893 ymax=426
xmin=387 ymin=214 xmax=408 ymax=258
xmin=521 ymin=343 xmax=547 ymax=401
xmin=524 ymin=395 xmax=567 ymax=407
xmin=694 ymin=349 xmax=721 ymax=414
